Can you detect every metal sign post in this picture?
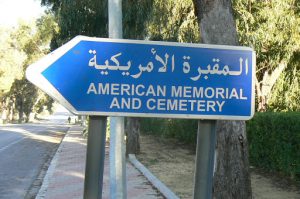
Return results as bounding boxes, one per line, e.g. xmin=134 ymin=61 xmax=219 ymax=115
xmin=83 ymin=116 xmax=107 ymax=199
xmin=108 ymin=0 xmax=127 ymax=198
xmin=193 ymin=120 xmax=216 ymax=199
xmin=109 ymin=117 xmax=127 ymax=198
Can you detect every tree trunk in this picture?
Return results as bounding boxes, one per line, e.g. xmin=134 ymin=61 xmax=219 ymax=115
xmin=214 ymin=120 xmax=252 ymax=198
xmin=256 ymin=62 xmax=286 ymax=112
xmin=125 ymin=117 xmax=140 ymax=155
xmin=9 ymin=101 xmax=15 ymax=122
xmin=192 ymin=0 xmax=252 ymax=198
xmin=18 ymin=98 xmax=23 ymax=123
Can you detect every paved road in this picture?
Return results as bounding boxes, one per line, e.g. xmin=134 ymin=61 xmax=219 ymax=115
xmin=0 ymin=110 xmax=72 ymax=199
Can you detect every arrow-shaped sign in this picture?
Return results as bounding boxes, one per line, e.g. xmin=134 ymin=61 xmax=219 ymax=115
xmin=26 ymin=36 xmax=255 ymax=120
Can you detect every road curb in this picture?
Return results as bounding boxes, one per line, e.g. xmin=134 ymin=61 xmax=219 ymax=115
xmin=128 ymin=154 xmax=180 ymax=199
xmin=36 ymin=125 xmax=177 ymax=199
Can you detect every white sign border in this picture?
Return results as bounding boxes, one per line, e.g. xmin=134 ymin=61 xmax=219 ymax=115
xmin=26 ymin=36 xmax=256 ymax=120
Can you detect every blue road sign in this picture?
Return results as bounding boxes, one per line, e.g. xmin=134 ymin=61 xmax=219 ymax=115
xmin=26 ymin=36 xmax=255 ymax=120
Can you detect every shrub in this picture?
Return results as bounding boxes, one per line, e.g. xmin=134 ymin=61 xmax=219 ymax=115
xmin=247 ymin=112 xmax=300 ymax=180
xmin=140 ymin=118 xmax=197 ymax=145
xmin=141 ymin=112 xmax=300 ymax=181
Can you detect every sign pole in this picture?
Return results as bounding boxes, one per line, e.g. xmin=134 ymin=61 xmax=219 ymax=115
xmin=193 ymin=120 xmax=216 ymax=199
xmin=84 ymin=116 xmax=107 ymax=199
xmin=109 ymin=117 xmax=127 ymax=198
xmin=108 ymin=0 xmax=127 ymax=199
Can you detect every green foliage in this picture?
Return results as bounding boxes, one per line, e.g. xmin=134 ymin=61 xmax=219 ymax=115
xmin=233 ymin=0 xmax=300 ymax=111
xmin=141 ymin=118 xmax=197 ymax=145
xmin=42 ymin=0 xmax=108 ymax=48
xmin=106 ymin=117 xmax=110 ymax=140
xmin=147 ymin=0 xmax=200 ymax=43
xmin=0 ymin=27 xmax=26 ymax=94
xmin=233 ymin=0 xmax=300 ymax=74
xmin=0 ymin=13 xmax=58 ymax=122
xmin=43 ymin=0 xmax=153 ymax=47
xmin=34 ymin=93 xmax=55 ymax=114
xmin=43 ymin=0 xmax=199 ymax=45
xmin=142 ymin=112 xmax=300 ymax=180
xmin=123 ymin=0 xmax=154 ymax=39
xmin=247 ymin=112 xmax=300 ymax=180
xmin=140 ymin=118 xmax=167 ymax=136
xmin=9 ymin=78 xmax=38 ymax=121
xmin=268 ymin=66 xmax=300 ymax=111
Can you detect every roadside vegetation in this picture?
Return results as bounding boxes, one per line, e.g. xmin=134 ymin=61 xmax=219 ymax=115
xmin=142 ymin=0 xmax=300 ymax=183
xmin=0 ymin=14 xmax=58 ymax=123
xmin=0 ymin=0 xmax=299 ymax=190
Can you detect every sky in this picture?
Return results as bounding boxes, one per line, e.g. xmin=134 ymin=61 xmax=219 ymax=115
xmin=0 ymin=0 xmax=45 ymax=27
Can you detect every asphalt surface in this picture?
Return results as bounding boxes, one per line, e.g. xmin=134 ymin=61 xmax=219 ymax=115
xmin=0 ymin=110 xmax=71 ymax=199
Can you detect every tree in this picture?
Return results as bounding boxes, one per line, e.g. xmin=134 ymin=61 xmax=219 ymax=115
xmin=0 ymin=27 xmax=26 ymax=122
xmin=41 ymin=0 xmax=108 ymax=49
xmin=0 ymin=14 xmax=58 ymax=122
xmin=192 ymin=0 xmax=252 ymax=198
xmin=9 ymin=78 xmax=38 ymax=122
xmin=122 ymin=0 xmax=154 ymax=40
xmin=146 ymin=0 xmax=200 ymax=43
xmin=233 ymin=0 xmax=300 ymax=111
xmin=268 ymin=60 xmax=300 ymax=111
xmin=0 ymin=27 xmax=26 ymax=96
xmin=125 ymin=117 xmax=141 ymax=155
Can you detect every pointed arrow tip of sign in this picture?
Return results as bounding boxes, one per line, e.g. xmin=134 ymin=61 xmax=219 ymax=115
xmin=26 ymin=64 xmax=36 ymax=84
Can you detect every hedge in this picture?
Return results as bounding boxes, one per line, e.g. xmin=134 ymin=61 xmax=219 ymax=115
xmin=140 ymin=112 xmax=300 ymax=180
xmin=140 ymin=118 xmax=198 ymax=145
xmin=247 ymin=112 xmax=300 ymax=180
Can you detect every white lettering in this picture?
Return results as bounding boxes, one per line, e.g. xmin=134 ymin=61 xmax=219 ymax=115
xmin=111 ymin=84 xmax=120 ymax=95
xmin=197 ymin=100 xmax=206 ymax=111
xmin=240 ymin=89 xmax=248 ymax=100
xmin=87 ymin=83 xmax=97 ymax=94
xmin=205 ymin=87 xmax=215 ymax=99
xmin=132 ymin=98 xmax=142 ymax=109
xmin=193 ymin=87 xmax=204 ymax=98
xmin=183 ymin=87 xmax=192 ymax=97
xmin=216 ymin=101 xmax=225 ymax=112
xmin=229 ymin=88 xmax=239 ymax=99
xmin=146 ymin=85 xmax=156 ymax=96
xmin=171 ymin=86 xmax=182 ymax=97
xmin=98 ymin=83 xmax=109 ymax=94
xmin=207 ymin=101 xmax=216 ymax=112
xmin=135 ymin=85 xmax=145 ymax=96
xmin=110 ymin=97 xmax=120 ymax=109
xmin=147 ymin=99 xmax=156 ymax=110
xmin=157 ymin=86 xmax=166 ymax=97
xmin=179 ymin=100 xmax=187 ymax=111
xmin=216 ymin=88 xmax=225 ymax=99
xmin=121 ymin=84 xmax=130 ymax=96
xmin=110 ymin=97 xmax=142 ymax=109
xmin=189 ymin=100 xmax=196 ymax=111
xmin=157 ymin=99 xmax=166 ymax=110
xmin=121 ymin=98 xmax=130 ymax=109
xmin=167 ymin=99 xmax=178 ymax=111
